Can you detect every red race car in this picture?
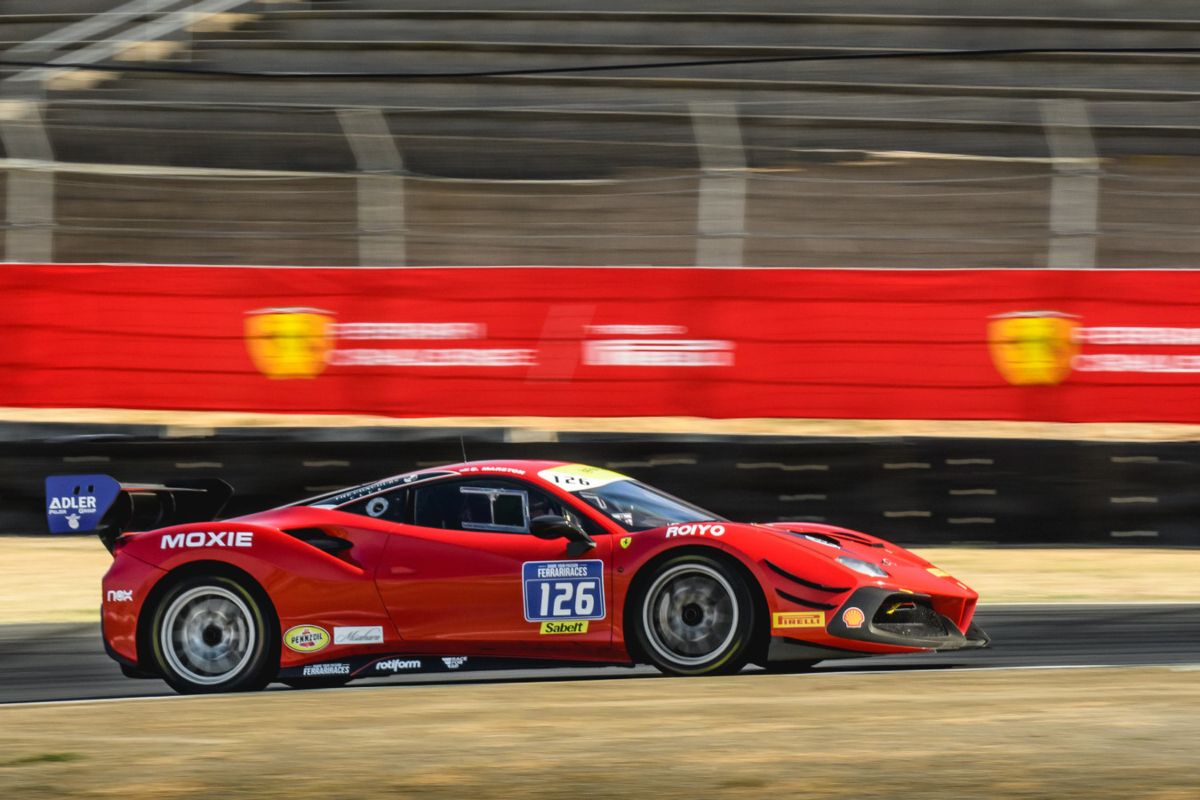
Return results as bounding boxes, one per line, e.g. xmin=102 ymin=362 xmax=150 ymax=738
xmin=47 ymin=461 xmax=988 ymax=694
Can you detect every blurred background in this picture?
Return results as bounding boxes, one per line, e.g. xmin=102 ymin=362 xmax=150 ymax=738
xmin=1 ymin=1 xmax=1199 ymax=545
xmin=0 ymin=0 xmax=1197 ymax=268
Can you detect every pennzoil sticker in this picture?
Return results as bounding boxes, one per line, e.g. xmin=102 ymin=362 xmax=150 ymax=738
xmin=772 ymin=611 xmax=825 ymax=629
xmin=283 ymin=625 xmax=330 ymax=653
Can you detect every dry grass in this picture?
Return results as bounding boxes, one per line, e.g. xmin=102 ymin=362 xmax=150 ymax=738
xmin=2 ymin=537 xmax=1198 ymax=624
xmin=0 ymin=537 xmax=111 ymax=624
xmin=0 ymin=666 xmax=1197 ymax=799
xmin=914 ymin=547 xmax=1200 ymax=603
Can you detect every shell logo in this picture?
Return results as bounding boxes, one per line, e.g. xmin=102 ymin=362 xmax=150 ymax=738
xmin=842 ymin=607 xmax=866 ymax=629
xmin=283 ymin=625 xmax=330 ymax=653
xmin=987 ymin=310 xmax=1080 ymax=386
xmin=244 ymin=307 xmax=336 ymax=380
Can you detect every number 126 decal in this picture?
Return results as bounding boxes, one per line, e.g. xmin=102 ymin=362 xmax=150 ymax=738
xmin=522 ymin=560 xmax=606 ymax=622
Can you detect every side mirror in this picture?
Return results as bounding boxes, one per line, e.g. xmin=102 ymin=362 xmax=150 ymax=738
xmin=530 ymin=515 xmax=581 ymax=540
xmin=530 ymin=515 xmax=597 ymax=557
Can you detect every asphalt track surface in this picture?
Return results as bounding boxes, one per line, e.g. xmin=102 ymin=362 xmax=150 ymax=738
xmin=2 ymin=604 xmax=1198 ymax=705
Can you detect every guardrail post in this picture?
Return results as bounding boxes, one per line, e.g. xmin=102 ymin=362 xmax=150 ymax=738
xmin=690 ymin=101 xmax=747 ymax=267
xmin=0 ymin=100 xmax=55 ymax=262
xmin=337 ymin=108 xmax=407 ymax=267
xmin=1041 ymin=99 xmax=1100 ymax=269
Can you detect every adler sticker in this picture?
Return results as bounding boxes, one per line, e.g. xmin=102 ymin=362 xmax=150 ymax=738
xmin=283 ymin=625 xmax=330 ymax=653
xmin=772 ymin=611 xmax=825 ymax=630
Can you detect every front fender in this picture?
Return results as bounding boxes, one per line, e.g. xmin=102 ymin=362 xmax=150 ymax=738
xmin=613 ymin=523 xmax=934 ymax=658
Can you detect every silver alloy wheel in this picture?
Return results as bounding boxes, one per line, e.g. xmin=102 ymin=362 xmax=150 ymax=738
xmin=642 ymin=563 xmax=739 ymax=667
xmin=159 ymin=585 xmax=257 ymax=686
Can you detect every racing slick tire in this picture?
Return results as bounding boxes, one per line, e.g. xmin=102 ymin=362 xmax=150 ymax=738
xmin=632 ymin=553 xmax=756 ymax=676
xmin=149 ymin=574 xmax=276 ymax=694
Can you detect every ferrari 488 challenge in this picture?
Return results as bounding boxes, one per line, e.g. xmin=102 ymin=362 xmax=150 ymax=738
xmin=46 ymin=461 xmax=988 ymax=694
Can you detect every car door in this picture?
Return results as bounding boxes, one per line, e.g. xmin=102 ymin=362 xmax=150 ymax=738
xmin=373 ymin=476 xmax=615 ymax=660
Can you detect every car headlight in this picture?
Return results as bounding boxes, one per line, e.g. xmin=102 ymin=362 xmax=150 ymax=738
xmin=837 ymin=555 xmax=889 ymax=578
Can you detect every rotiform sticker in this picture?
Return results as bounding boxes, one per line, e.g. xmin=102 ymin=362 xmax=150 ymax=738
xmin=522 ymin=560 xmax=605 ymax=623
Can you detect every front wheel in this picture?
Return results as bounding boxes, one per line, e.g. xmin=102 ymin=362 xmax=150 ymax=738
xmin=631 ymin=554 xmax=757 ymax=676
xmin=150 ymin=575 xmax=275 ymax=694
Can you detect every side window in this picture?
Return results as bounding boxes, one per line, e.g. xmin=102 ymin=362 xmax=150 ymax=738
xmin=413 ymin=480 xmax=529 ymax=533
xmin=411 ymin=479 xmax=605 ymax=535
xmin=342 ymin=488 xmax=409 ymax=523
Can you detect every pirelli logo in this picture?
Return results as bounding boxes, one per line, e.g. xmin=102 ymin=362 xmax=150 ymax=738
xmin=772 ymin=611 xmax=826 ymax=630
xmin=539 ymin=620 xmax=589 ymax=635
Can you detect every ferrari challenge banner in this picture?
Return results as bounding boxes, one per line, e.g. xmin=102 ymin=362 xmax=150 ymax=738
xmin=4 ymin=265 xmax=1200 ymax=423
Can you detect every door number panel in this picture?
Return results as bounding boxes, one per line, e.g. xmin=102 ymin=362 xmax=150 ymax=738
xmin=522 ymin=560 xmax=606 ymax=622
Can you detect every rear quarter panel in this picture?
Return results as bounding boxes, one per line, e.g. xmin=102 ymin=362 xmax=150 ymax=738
xmin=111 ymin=517 xmax=397 ymax=669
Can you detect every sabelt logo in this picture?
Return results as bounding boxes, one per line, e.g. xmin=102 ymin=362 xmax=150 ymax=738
xmin=988 ymin=311 xmax=1079 ymax=386
xmin=245 ymin=307 xmax=336 ymax=380
xmin=539 ymin=620 xmax=589 ymax=635
xmin=772 ymin=611 xmax=825 ymax=630
xmin=283 ymin=625 xmax=330 ymax=653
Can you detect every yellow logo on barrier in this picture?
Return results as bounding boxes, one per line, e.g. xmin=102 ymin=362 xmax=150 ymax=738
xmin=988 ymin=311 xmax=1079 ymax=386
xmin=245 ymin=308 xmax=336 ymax=380
xmin=771 ymin=611 xmax=825 ymax=630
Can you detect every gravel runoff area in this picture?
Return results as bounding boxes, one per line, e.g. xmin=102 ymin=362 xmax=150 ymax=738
xmin=2 ymin=537 xmax=1199 ymax=624
xmin=0 ymin=666 xmax=1197 ymax=799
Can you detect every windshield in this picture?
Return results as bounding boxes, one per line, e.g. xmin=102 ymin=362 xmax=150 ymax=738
xmin=575 ymin=480 xmax=725 ymax=532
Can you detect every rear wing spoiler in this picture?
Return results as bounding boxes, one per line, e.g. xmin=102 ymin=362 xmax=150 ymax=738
xmin=45 ymin=474 xmax=234 ymax=553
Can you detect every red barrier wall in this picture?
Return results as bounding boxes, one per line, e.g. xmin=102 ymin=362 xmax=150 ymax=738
xmin=5 ymin=265 xmax=1200 ymax=422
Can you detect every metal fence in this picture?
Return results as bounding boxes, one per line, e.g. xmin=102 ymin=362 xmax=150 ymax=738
xmin=2 ymin=96 xmax=1199 ymax=268
xmin=2 ymin=0 xmax=1199 ymax=267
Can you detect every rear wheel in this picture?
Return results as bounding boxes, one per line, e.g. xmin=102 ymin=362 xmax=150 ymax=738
xmin=632 ymin=554 xmax=756 ymax=676
xmin=150 ymin=575 xmax=275 ymax=694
